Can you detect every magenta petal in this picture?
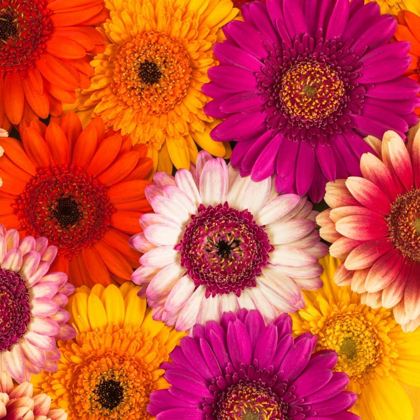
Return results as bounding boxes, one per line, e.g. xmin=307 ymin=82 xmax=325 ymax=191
xmin=220 ymin=92 xmax=264 ymax=114
xmin=283 ymin=0 xmax=307 ymax=38
xmin=276 ymin=138 xmax=299 ymax=177
xmin=310 ymin=391 xmax=357 ymax=416
xmin=365 ymin=77 xmax=420 ymax=100
xmin=164 ymin=370 xmax=212 ymax=398
xmin=251 ymin=134 xmax=282 ymax=181
xmin=212 ymin=113 xmax=267 ymax=140
xmin=227 ymin=319 xmax=252 ymax=371
xmin=214 ymin=43 xmax=263 ymax=72
xmin=252 ymin=324 xmax=278 ymax=369
xmin=295 ymin=141 xmax=315 ymax=196
xmin=316 ymin=143 xmax=336 ymax=181
xmin=208 ymin=65 xmax=258 ymax=91
xmin=325 ymin=0 xmax=349 ymax=40
xmin=358 ymin=56 xmax=412 ymax=84
xmin=155 ymin=408 xmax=205 ymax=419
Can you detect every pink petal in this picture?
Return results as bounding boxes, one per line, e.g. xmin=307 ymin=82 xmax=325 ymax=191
xmin=271 ymin=264 xmax=323 ymax=279
xmin=144 ymin=224 xmax=183 ymax=246
xmin=47 ymin=409 xmax=67 ymax=420
xmin=150 ymin=195 xmax=190 ymax=225
xmin=50 ymin=309 xmax=71 ymax=325
xmin=266 ymin=219 xmax=316 ymax=245
xmin=270 ymin=247 xmax=317 ymax=268
xmin=18 ymin=236 xmax=36 ymax=254
xmin=0 ymin=230 xmax=7 ymax=263
xmin=41 ymin=246 xmax=57 ymax=263
xmin=175 ymin=168 xmax=202 ymax=207
xmin=334 ymin=263 xmax=353 ymax=286
xmin=9 ymin=382 xmax=33 ymax=399
xmin=195 ymin=151 xmax=214 ymax=185
xmin=199 ymin=157 xmax=228 ymax=207
xmin=145 ymin=185 xmax=164 ymax=203
xmin=140 ymin=246 xmax=180 ymax=268
xmin=30 ymin=282 xmax=59 ymax=299
xmin=329 ymin=205 xmax=382 ymax=223
xmin=335 ymin=214 xmax=389 ymax=241
xmin=129 ymin=233 xmax=156 ymax=253
xmin=20 ymin=341 xmax=46 ymax=370
xmin=175 ymin=286 xmax=206 ymax=331
xmin=31 ymin=298 xmax=59 ymax=317
xmin=319 ymin=223 xmax=342 ymax=243
xmin=19 ymin=251 xmax=41 ymax=281
xmin=350 ymin=268 xmax=369 ymax=293
xmin=2 ymin=345 xmax=27 ymax=383
xmin=293 ymin=277 xmax=323 ymax=290
xmin=404 ymin=263 xmax=420 ymax=320
xmin=256 ymin=194 xmax=302 ymax=226
xmin=55 ymin=323 xmax=76 ymax=340
xmin=345 ymin=177 xmax=391 ymax=215
xmin=287 ymin=231 xmax=322 ymax=250
xmin=163 ymin=185 xmax=197 ymax=216
xmin=316 ymin=208 xmax=332 ymax=227
xmin=153 ymin=172 xmax=176 ymax=187
xmin=4 ymin=406 xmax=32 ymax=419
xmin=387 ymin=134 xmax=414 ymax=191
xmin=164 ymin=275 xmax=196 ymax=313
xmin=131 ymin=266 xmax=161 ymax=285
xmin=238 ymin=177 xmax=271 ymax=214
xmin=140 ymin=213 xmax=178 ymax=230
xmin=35 ymin=237 xmax=48 ymax=255
xmin=330 ymin=237 xmax=362 ymax=259
xmin=345 ymin=239 xmax=395 ymax=270
xmin=382 ymin=262 xmax=410 ymax=308
xmin=50 ymin=293 xmax=68 ymax=308
xmin=147 ymin=262 xmax=185 ymax=300
xmin=2 ymin=248 xmax=23 ymax=272
xmin=39 ymin=272 xmax=68 ymax=289
xmin=26 ymin=261 xmax=51 ymax=287
xmin=24 ymin=332 xmax=56 ymax=351
xmin=33 ymin=394 xmax=52 ymax=416
xmin=5 ymin=229 xmax=19 ymax=251
xmin=58 ymin=283 xmax=74 ymax=298
xmin=0 ymin=370 xmax=13 ymax=393
xmin=29 ymin=317 xmax=59 ymax=337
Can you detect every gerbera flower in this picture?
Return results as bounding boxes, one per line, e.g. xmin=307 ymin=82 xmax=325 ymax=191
xmin=292 ymin=255 xmax=420 ymax=420
xmin=130 ymin=150 xmax=327 ymax=331
xmin=317 ymin=129 xmax=420 ymax=332
xmin=148 ymin=309 xmax=359 ymax=420
xmin=395 ymin=10 xmax=420 ymax=116
xmin=0 ymin=224 xmax=75 ymax=383
xmin=204 ymin=0 xmax=420 ymax=202
xmin=366 ymin=0 xmax=420 ymax=15
xmin=71 ymin=0 xmax=238 ymax=174
xmin=0 ymin=371 xmax=67 ymax=420
xmin=0 ymin=112 xmax=152 ymax=288
xmin=32 ymin=283 xmax=185 ymax=419
xmin=0 ymin=0 xmax=107 ymax=130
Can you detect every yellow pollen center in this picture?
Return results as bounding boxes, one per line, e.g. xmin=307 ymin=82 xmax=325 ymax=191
xmin=280 ymin=61 xmax=345 ymax=122
xmin=413 ymin=218 xmax=420 ymax=235
xmin=339 ymin=337 xmax=357 ymax=360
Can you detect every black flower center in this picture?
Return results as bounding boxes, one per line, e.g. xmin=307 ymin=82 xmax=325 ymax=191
xmin=52 ymin=197 xmax=82 ymax=228
xmin=138 ymin=60 xmax=162 ymax=85
xmin=0 ymin=14 xmax=17 ymax=41
xmin=216 ymin=239 xmax=240 ymax=259
xmin=96 ymin=379 xmax=124 ymax=410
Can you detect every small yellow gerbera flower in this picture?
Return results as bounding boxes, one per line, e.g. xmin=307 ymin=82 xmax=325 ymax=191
xmin=31 ymin=283 xmax=185 ymax=419
xmin=365 ymin=0 xmax=420 ymax=15
xmin=71 ymin=0 xmax=237 ymax=174
xmin=292 ymin=255 xmax=420 ymax=420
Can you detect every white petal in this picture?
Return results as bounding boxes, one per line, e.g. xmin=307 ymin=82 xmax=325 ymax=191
xmin=270 ymin=264 xmax=323 ymax=279
xmin=239 ymin=177 xmax=271 ymax=214
xmin=261 ymin=266 xmax=304 ymax=300
xmin=195 ymin=151 xmax=213 ymax=185
xmin=219 ymin=294 xmax=239 ymax=316
xmin=256 ymin=279 xmax=299 ymax=313
xmin=175 ymin=285 xmax=206 ymax=330
xmin=19 ymin=251 xmax=41 ymax=282
xmin=147 ymin=262 xmax=186 ymax=300
xmin=132 ymin=266 xmax=161 ymax=285
xmin=295 ymin=201 xmax=313 ymax=219
xmin=140 ymin=246 xmax=180 ymax=268
xmin=175 ymin=169 xmax=202 ymax=208
xmin=2 ymin=248 xmax=23 ymax=272
xmin=283 ymin=231 xmax=321 ymax=250
xmin=237 ymin=289 xmax=258 ymax=310
xmin=199 ymin=157 xmax=228 ymax=206
xmin=246 ymin=287 xmax=277 ymax=322
xmin=144 ymin=223 xmax=183 ymax=247
xmin=164 ymin=275 xmax=196 ymax=313
xmin=151 ymin=195 xmax=191 ymax=225
xmin=129 ymin=233 xmax=156 ymax=253
xmin=226 ymin=174 xmax=251 ymax=208
xmin=269 ymin=196 xmax=307 ymax=225
xmin=266 ymin=219 xmax=315 ymax=244
xmin=163 ymin=185 xmax=198 ymax=216
xmin=270 ymin=246 xmax=317 ymax=268
xmin=256 ymin=194 xmax=302 ymax=226
xmin=196 ymin=294 xmax=220 ymax=325
xmin=153 ymin=172 xmax=176 ymax=187
xmin=293 ymin=277 xmax=323 ymax=290
xmin=140 ymin=213 xmax=179 ymax=230
xmin=2 ymin=345 xmax=27 ymax=383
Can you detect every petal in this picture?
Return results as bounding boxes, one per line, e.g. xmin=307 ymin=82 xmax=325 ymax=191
xmin=199 ymin=157 xmax=228 ymax=207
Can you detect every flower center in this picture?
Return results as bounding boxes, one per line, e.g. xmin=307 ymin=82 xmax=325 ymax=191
xmin=15 ymin=165 xmax=115 ymax=259
xmin=216 ymin=380 xmax=286 ymax=420
xmin=0 ymin=0 xmax=53 ymax=74
xmin=95 ymin=379 xmax=124 ymax=411
xmin=280 ymin=61 xmax=346 ymax=123
xmin=178 ymin=203 xmax=273 ymax=298
xmin=316 ymin=312 xmax=381 ymax=380
xmin=112 ymin=31 xmax=192 ymax=121
xmin=388 ymin=188 xmax=420 ymax=261
xmin=0 ymin=269 xmax=31 ymax=352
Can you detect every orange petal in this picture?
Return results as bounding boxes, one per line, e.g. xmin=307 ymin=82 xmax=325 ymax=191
xmin=62 ymin=57 xmax=94 ymax=77
xmin=60 ymin=111 xmax=82 ymax=153
xmin=0 ymin=169 xmax=27 ymax=195
xmin=47 ymin=91 xmax=63 ymax=116
xmin=111 ymin=211 xmax=142 ymax=234
xmin=0 ymin=198 xmax=15 ymax=216
xmin=49 ymin=256 xmax=70 ymax=277
xmin=71 ymin=126 xmax=98 ymax=169
xmin=47 ymin=0 xmax=104 ymax=12
xmin=120 ymin=136 xmax=132 ymax=153
xmin=26 ymin=68 xmax=44 ymax=94
xmin=132 ymin=143 xmax=148 ymax=158
xmin=86 ymin=133 xmax=122 ymax=176
xmin=122 ymin=157 xmax=153 ymax=182
xmin=81 ymin=247 xmax=112 ymax=286
xmin=94 ymin=240 xmax=133 ymax=280
xmin=0 ymin=213 xmax=21 ymax=230
xmin=78 ymin=72 xmax=91 ymax=89
xmin=113 ymin=199 xmax=152 ymax=212
xmin=0 ymin=137 xmax=37 ymax=175
xmin=97 ymin=152 xmax=140 ymax=186
xmin=22 ymin=76 xmax=49 ymax=119
xmin=53 ymin=27 xmax=95 ymax=51
xmin=50 ymin=4 xmax=104 ymax=27
xmin=21 ymin=127 xmax=52 ymax=168
xmin=107 ymin=180 xmax=150 ymax=203
xmin=46 ymin=36 xmax=86 ymax=59
xmin=79 ymin=7 xmax=109 ymax=25
xmin=0 ymin=155 xmax=32 ymax=183
xmin=45 ymin=123 xmax=70 ymax=164
xmin=36 ymin=53 xmax=79 ymax=91
xmin=102 ymin=228 xmax=141 ymax=262
xmin=69 ymin=256 xmax=93 ymax=288
xmin=28 ymin=119 xmax=47 ymax=136
xmin=45 ymin=81 xmax=77 ymax=104
xmin=3 ymin=72 xmax=24 ymax=125
xmin=86 ymin=117 xmax=105 ymax=142
xmin=405 ymin=11 xmax=420 ymax=44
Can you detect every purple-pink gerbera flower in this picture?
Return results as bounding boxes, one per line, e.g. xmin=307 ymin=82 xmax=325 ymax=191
xmin=130 ymin=151 xmax=327 ymax=332
xmin=204 ymin=0 xmax=420 ymax=202
xmin=148 ymin=309 xmax=359 ymax=420
xmin=0 ymin=225 xmax=76 ymax=383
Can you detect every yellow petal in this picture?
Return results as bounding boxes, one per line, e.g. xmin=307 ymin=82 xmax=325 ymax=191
xmin=87 ymin=293 xmax=108 ymax=331
xmin=395 ymin=359 xmax=420 ymax=387
xmin=124 ymin=287 xmax=147 ymax=326
xmin=142 ymin=309 xmax=166 ymax=338
xmin=102 ymin=284 xmax=125 ymax=327
xmin=90 ymin=284 xmax=105 ymax=299
xmin=192 ymin=123 xmax=226 ymax=157
xmin=120 ymin=281 xmax=135 ymax=299
xmin=70 ymin=293 xmax=91 ymax=333
xmin=157 ymin=141 xmax=175 ymax=173
xmin=166 ymin=137 xmax=190 ymax=170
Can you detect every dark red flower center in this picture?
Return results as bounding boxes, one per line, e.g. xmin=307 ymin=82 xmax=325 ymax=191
xmin=15 ymin=165 xmax=115 ymax=259
xmin=177 ymin=203 xmax=273 ymax=298
xmin=388 ymin=188 xmax=420 ymax=262
xmin=0 ymin=268 xmax=31 ymax=352
xmin=0 ymin=0 xmax=53 ymax=74
xmin=215 ymin=380 xmax=287 ymax=420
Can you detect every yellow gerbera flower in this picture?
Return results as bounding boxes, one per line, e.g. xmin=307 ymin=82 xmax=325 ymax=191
xmin=31 ymin=283 xmax=185 ymax=419
xmin=70 ymin=0 xmax=237 ymax=174
xmin=365 ymin=0 xmax=420 ymax=15
xmin=292 ymin=255 xmax=420 ymax=420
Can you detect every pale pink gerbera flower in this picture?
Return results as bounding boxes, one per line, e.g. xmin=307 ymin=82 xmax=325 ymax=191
xmin=317 ymin=128 xmax=420 ymax=332
xmin=0 ymin=225 xmax=76 ymax=383
xmin=0 ymin=371 xmax=66 ymax=420
xmin=130 ymin=151 xmax=327 ymax=331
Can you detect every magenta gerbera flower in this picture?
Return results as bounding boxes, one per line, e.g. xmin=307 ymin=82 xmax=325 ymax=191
xmin=0 ymin=225 xmax=75 ymax=383
xmin=204 ymin=0 xmax=420 ymax=202
xmin=130 ymin=151 xmax=327 ymax=331
xmin=148 ymin=309 xmax=359 ymax=420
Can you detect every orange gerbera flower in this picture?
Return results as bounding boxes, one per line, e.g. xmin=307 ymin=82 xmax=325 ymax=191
xmin=395 ymin=10 xmax=420 ymax=116
xmin=0 ymin=0 xmax=108 ymax=130
xmin=0 ymin=112 xmax=152 ymax=287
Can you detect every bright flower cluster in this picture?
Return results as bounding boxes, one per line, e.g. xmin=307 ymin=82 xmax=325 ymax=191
xmin=0 ymin=0 xmax=420 ymax=418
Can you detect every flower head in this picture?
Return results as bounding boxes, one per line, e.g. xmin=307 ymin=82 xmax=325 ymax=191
xmin=0 ymin=371 xmax=67 ymax=420
xmin=0 ymin=225 xmax=75 ymax=383
xmin=148 ymin=309 xmax=359 ymax=420
xmin=130 ymin=150 xmax=327 ymax=331
xmin=32 ymin=283 xmax=185 ymax=420
xmin=204 ymin=0 xmax=419 ymax=202
xmin=0 ymin=0 xmax=107 ymax=129
xmin=293 ymin=255 xmax=420 ymax=420
xmin=0 ymin=113 xmax=153 ymax=288
xmin=70 ymin=0 xmax=238 ymax=174
xmin=317 ymin=129 xmax=420 ymax=332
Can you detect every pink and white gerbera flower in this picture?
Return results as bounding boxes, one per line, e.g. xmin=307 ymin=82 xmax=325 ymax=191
xmin=130 ymin=151 xmax=327 ymax=331
xmin=0 ymin=225 xmax=76 ymax=383
xmin=317 ymin=128 xmax=420 ymax=332
xmin=0 ymin=370 xmax=66 ymax=419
